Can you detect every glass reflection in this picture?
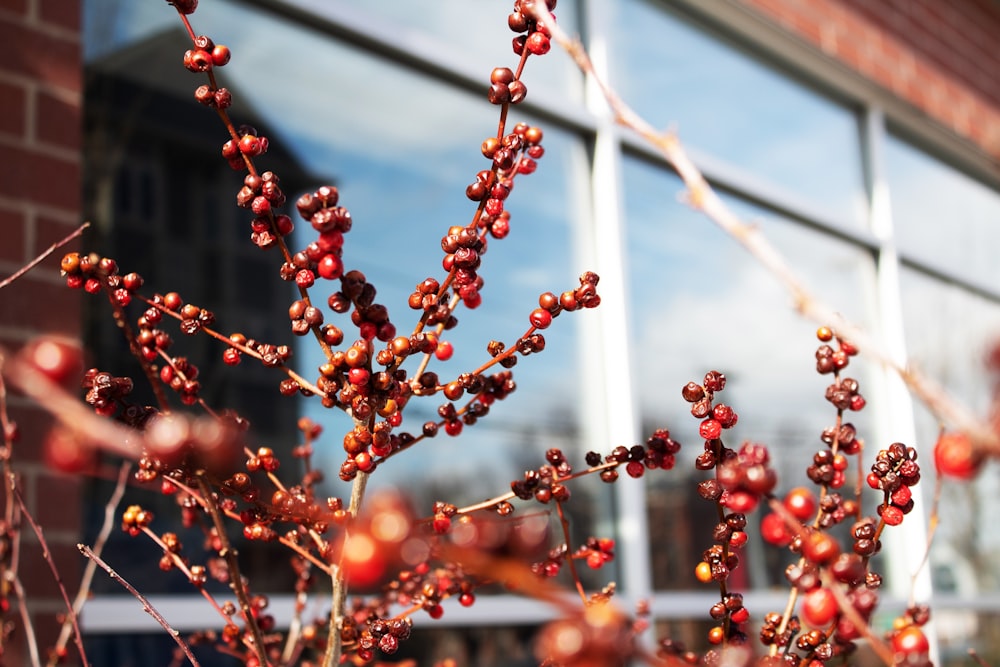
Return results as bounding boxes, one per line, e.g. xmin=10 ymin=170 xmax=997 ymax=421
xmin=622 ymin=156 xmax=876 ymax=589
xmin=886 ymin=133 xmax=1000 ymax=287
xmin=611 ymin=0 xmax=867 ymax=228
xmin=900 ymin=267 xmax=1000 ymax=594
xmin=83 ymin=0 xmax=600 ymax=595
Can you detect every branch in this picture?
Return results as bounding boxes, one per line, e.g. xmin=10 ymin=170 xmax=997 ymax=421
xmin=526 ymin=4 xmax=1000 ymax=458
xmin=322 ymin=470 xmax=369 ymax=667
xmin=12 ymin=481 xmax=90 ymax=667
xmin=78 ymin=544 xmax=202 ymax=667
xmin=49 ymin=462 xmax=132 ymax=667
xmin=0 ymin=223 xmax=90 ymax=290
xmin=2 ymin=350 xmax=144 ymax=460
xmin=194 ymin=475 xmax=269 ymax=667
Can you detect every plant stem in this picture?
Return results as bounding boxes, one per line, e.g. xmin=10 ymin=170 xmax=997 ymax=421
xmin=79 ymin=544 xmax=202 ymax=667
xmin=322 ymin=470 xmax=369 ymax=667
xmin=12 ymin=479 xmax=90 ymax=667
xmin=195 ymin=475 xmax=269 ymax=667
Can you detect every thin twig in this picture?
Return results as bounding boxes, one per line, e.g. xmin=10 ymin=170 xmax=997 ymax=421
xmin=969 ymin=649 xmax=993 ymax=667
xmin=78 ymin=544 xmax=202 ymax=667
xmin=0 ymin=222 xmax=90 ymax=290
xmin=12 ymin=480 xmax=90 ymax=667
xmin=3 ymin=350 xmax=144 ymax=460
xmin=527 ymin=4 xmax=1000 ymax=458
xmin=323 ymin=470 xmax=369 ymax=667
xmin=49 ymin=461 xmax=132 ymax=667
xmin=194 ymin=475 xmax=270 ymax=667
xmin=10 ymin=574 xmax=41 ymax=667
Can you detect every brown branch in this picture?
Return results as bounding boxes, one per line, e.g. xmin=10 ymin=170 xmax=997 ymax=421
xmin=0 ymin=223 xmax=90 ymax=290
xmin=78 ymin=544 xmax=202 ymax=667
xmin=194 ymin=475 xmax=269 ymax=667
xmin=10 ymin=574 xmax=41 ymax=667
xmin=49 ymin=461 xmax=132 ymax=667
xmin=12 ymin=480 xmax=90 ymax=667
xmin=527 ymin=4 xmax=1000 ymax=458
xmin=3 ymin=350 xmax=144 ymax=460
xmin=323 ymin=470 xmax=369 ymax=667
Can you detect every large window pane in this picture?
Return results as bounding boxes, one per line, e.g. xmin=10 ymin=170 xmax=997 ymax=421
xmin=900 ymin=267 xmax=1000 ymax=594
xmin=83 ymin=0 xmax=602 ymax=605
xmin=612 ymin=0 xmax=867 ymax=228
xmin=312 ymin=0 xmax=585 ymax=105
xmin=622 ymin=156 xmax=877 ymax=589
xmin=886 ymin=134 xmax=1000 ymax=288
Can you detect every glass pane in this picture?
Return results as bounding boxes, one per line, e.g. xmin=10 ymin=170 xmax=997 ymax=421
xmin=886 ymin=134 xmax=1000 ymax=287
xmin=900 ymin=267 xmax=1000 ymax=594
xmin=83 ymin=0 xmax=603 ymax=602
xmin=311 ymin=0 xmax=584 ymax=105
xmin=622 ymin=156 xmax=877 ymax=589
xmin=612 ymin=0 xmax=867 ymax=228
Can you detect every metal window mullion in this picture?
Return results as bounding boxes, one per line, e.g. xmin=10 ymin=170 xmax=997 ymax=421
xmin=865 ymin=106 xmax=939 ymax=659
xmin=582 ymin=0 xmax=653 ymax=618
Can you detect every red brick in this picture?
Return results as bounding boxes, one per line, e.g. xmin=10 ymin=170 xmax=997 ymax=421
xmin=1 ymin=403 xmax=56 ymax=465
xmin=0 ymin=16 xmax=81 ymax=93
xmin=17 ymin=539 xmax=81 ymax=601
xmin=0 ymin=206 xmax=26 ymax=263
xmin=0 ymin=275 xmax=82 ymax=335
xmin=40 ymin=0 xmax=81 ymax=33
xmin=36 ymin=91 xmax=81 ymax=151
xmin=33 ymin=472 xmax=83 ymax=532
xmin=0 ymin=79 xmax=27 ymax=138
xmin=0 ymin=144 xmax=80 ymax=212
xmin=0 ymin=0 xmax=28 ymax=15
xmin=34 ymin=217 xmax=84 ymax=259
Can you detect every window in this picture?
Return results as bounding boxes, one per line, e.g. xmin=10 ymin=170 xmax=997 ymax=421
xmin=81 ymin=0 xmax=1000 ymax=662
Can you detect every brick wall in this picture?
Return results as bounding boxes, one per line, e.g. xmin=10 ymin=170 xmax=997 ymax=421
xmin=0 ymin=0 xmax=83 ymax=663
xmin=738 ymin=0 xmax=1000 ymax=163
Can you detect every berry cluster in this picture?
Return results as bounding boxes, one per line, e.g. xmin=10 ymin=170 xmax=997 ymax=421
xmin=509 ymin=0 xmax=557 ymax=57
xmin=7 ymin=0 xmax=971 ymax=664
xmin=867 ymin=442 xmax=920 ymax=526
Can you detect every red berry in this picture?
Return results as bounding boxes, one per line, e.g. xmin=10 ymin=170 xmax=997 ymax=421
xmin=801 ymin=588 xmax=838 ymax=627
xmin=526 ymin=32 xmax=551 ymax=55
xmin=348 ymin=368 xmax=369 ymax=386
xmin=435 ymin=340 xmax=454 ymax=361
xmin=44 ymin=427 xmax=96 ymax=474
xmin=341 ymin=533 xmax=385 ymax=588
xmin=529 ymin=308 xmax=552 ymax=329
xmin=730 ymin=607 xmax=750 ymax=624
xmin=317 ymin=254 xmax=343 ymax=280
xmin=444 ymin=420 xmax=463 ymax=437
xmin=890 ymin=485 xmax=912 ymax=507
xmin=880 ymin=504 xmax=904 ymax=526
xmin=625 ymin=461 xmax=644 ymax=478
xmin=432 ymin=514 xmax=451 ymax=534
xmin=239 ymin=134 xmax=262 ymax=156
xmin=211 ymin=44 xmax=231 ymax=66
xmin=295 ymin=269 xmax=315 ymax=288
xmin=723 ymin=490 xmax=757 ymax=513
xmin=802 ymin=532 xmax=840 ymax=565
xmin=222 ymin=348 xmax=241 ymax=366
xmin=934 ymin=432 xmax=982 ymax=479
xmin=21 ymin=337 xmax=83 ymax=388
xmin=699 ymin=419 xmax=722 ymax=440
xmin=891 ymin=626 xmax=929 ymax=654
xmin=783 ymin=487 xmax=817 ymax=522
